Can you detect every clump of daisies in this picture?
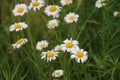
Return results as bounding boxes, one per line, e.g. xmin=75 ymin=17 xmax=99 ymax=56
xmin=52 ymin=69 xmax=64 ymax=78
xmin=60 ymin=38 xmax=88 ymax=63
xmin=9 ymin=22 xmax=28 ymax=32
xmin=95 ymin=0 xmax=107 ymax=8
xmin=12 ymin=4 xmax=28 ymax=16
xmin=28 ymin=0 xmax=45 ymax=11
xmin=64 ymin=12 xmax=79 ymax=23
xmin=44 ymin=5 xmax=62 ymax=18
xmin=41 ymin=50 xmax=59 ymax=62
xmin=36 ymin=40 xmax=49 ymax=50
xmin=114 ymin=11 xmax=120 ymax=17
xmin=12 ymin=38 xmax=28 ymax=49
xmin=47 ymin=19 xmax=59 ymax=29
xmin=60 ymin=0 xmax=73 ymax=6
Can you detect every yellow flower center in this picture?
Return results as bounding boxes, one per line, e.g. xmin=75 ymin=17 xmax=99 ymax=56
xmin=16 ymin=39 xmax=23 ymax=45
xmin=51 ymin=22 xmax=56 ymax=28
xmin=69 ymin=16 xmax=75 ymax=20
xmin=17 ymin=7 xmax=24 ymax=13
xmin=47 ymin=51 xmax=55 ymax=57
xmin=57 ymin=47 xmax=61 ymax=51
xmin=115 ymin=12 xmax=120 ymax=16
xmin=32 ymin=1 xmax=40 ymax=7
xmin=65 ymin=0 xmax=70 ymax=3
xmin=40 ymin=43 xmax=45 ymax=48
xmin=14 ymin=24 xmax=22 ymax=29
xmin=56 ymin=72 xmax=60 ymax=75
xmin=76 ymin=51 xmax=84 ymax=58
xmin=49 ymin=6 xmax=57 ymax=12
xmin=66 ymin=42 xmax=74 ymax=48
xmin=101 ymin=0 xmax=106 ymax=3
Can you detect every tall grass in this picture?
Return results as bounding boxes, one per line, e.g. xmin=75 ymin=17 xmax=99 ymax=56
xmin=0 ymin=0 xmax=120 ymax=80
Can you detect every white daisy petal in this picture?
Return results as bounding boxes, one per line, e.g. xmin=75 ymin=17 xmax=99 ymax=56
xmin=70 ymin=49 xmax=88 ymax=63
xmin=52 ymin=70 xmax=64 ymax=78
xmin=12 ymin=4 xmax=28 ymax=16
xmin=64 ymin=12 xmax=79 ymax=23
xmin=44 ymin=5 xmax=61 ymax=18
xmin=12 ymin=38 xmax=28 ymax=49
xmin=60 ymin=0 xmax=73 ymax=6
xmin=47 ymin=19 xmax=59 ymax=29
xmin=36 ymin=40 xmax=49 ymax=50
xmin=9 ymin=22 xmax=28 ymax=32
xmin=61 ymin=38 xmax=79 ymax=53
xmin=95 ymin=0 xmax=107 ymax=8
xmin=29 ymin=0 xmax=45 ymax=11
xmin=41 ymin=50 xmax=59 ymax=62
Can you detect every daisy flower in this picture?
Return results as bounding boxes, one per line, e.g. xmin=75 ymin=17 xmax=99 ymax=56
xmin=12 ymin=38 xmax=28 ymax=49
xmin=60 ymin=0 xmax=73 ymax=6
xmin=28 ymin=0 xmax=45 ymax=11
xmin=52 ymin=70 xmax=64 ymax=78
xmin=71 ymin=49 xmax=88 ymax=63
xmin=12 ymin=4 xmax=28 ymax=16
xmin=61 ymin=38 xmax=79 ymax=52
xmin=44 ymin=5 xmax=61 ymax=18
xmin=36 ymin=40 xmax=49 ymax=50
xmin=54 ymin=45 xmax=62 ymax=51
xmin=113 ymin=11 xmax=120 ymax=17
xmin=64 ymin=12 xmax=79 ymax=23
xmin=47 ymin=19 xmax=59 ymax=29
xmin=9 ymin=22 xmax=28 ymax=32
xmin=41 ymin=50 xmax=59 ymax=62
xmin=95 ymin=0 xmax=107 ymax=8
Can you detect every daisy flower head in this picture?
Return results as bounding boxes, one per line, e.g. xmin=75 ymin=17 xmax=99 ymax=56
xmin=52 ymin=70 xmax=64 ymax=78
xmin=9 ymin=22 xmax=28 ymax=32
xmin=41 ymin=50 xmax=59 ymax=62
xmin=47 ymin=19 xmax=59 ymax=29
xmin=28 ymin=0 xmax=45 ymax=11
xmin=44 ymin=5 xmax=61 ymax=18
xmin=64 ymin=12 xmax=79 ymax=23
xmin=71 ymin=49 xmax=88 ymax=63
xmin=61 ymin=38 xmax=79 ymax=52
xmin=54 ymin=45 xmax=62 ymax=51
xmin=12 ymin=38 xmax=28 ymax=49
xmin=95 ymin=0 xmax=107 ymax=8
xmin=113 ymin=11 xmax=120 ymax=17
xmin=60 ymin=0 xmax=73 ymax=6
xmin=36 ymin=40 xmax=49 ymax=50
xmin=12 ymin=4 xmax=28 ymax=16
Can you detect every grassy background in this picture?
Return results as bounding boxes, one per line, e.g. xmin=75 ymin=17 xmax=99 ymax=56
xmin=0 ymin=0 xmax=120 ymax=80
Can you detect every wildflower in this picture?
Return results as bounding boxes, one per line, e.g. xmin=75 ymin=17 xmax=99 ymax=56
xmin=95 ymin=0 xmax=107 ymax=8
xmin=60 ymin=0 xmax=73 ymax=6
xmin=44 ymin=5 xmax=61 ymax=18
xmin=36 ymin=40 xmax=49 ymax=50
xmin=29 ymin=0 xmax=45 ymax=11
xmin=41 ymin=50 xmax=59 ymax=62
xmin=9 ymin=22 xmax=28 ymax=32
xmin=47 ymin=19 xmax=59 ymax=29
xmin=52 ymin=70 xmax=63 ymax=78
xmin=71 ymin=49 xmax=88 ymax=63
xmin=12 ymin=4 xmax=28 ymax=16
xmin=61 ymin=38 xmax=79 ymax=52
xmin=113 ymin=11 xmax=120 ymax=17
xmin=64 ymin=12 xmax=79 ymax=23
xmin=12 ymin=38 xmax=28 ymax=49
xmin=54 ymin=45 xmax=62 ymax=51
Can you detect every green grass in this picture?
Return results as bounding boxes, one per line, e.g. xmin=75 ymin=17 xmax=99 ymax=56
xmin=0 ymin=0 xmax=120 ymax=80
